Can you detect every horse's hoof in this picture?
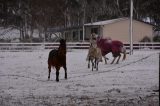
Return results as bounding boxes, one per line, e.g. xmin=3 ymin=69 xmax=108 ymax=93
xmin=56 ymin=79 xmax=59 ymax=82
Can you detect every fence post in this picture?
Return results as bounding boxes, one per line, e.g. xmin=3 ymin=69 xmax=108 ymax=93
xmin=152 ymin=42 xmax=153 ymax=50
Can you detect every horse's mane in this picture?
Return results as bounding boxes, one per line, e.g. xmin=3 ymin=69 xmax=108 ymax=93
xmin=58 ymin=39 xmax=66 ymax=55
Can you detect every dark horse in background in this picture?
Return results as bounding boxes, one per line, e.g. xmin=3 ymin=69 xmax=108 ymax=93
xmin=97 ymin=37 xmax=127 ymax=64
xmin=48 ymin=39 xmax=67 ymax=82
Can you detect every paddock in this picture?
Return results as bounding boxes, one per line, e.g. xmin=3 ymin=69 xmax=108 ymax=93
xmin=0 ymin=49 xmax=159 ymax=105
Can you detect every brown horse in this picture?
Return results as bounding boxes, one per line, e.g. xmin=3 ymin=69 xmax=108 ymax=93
xmin=48 ymin=39 xmax=67 ymax=82
xmin=97 ymin=37 xmax=127 ymax=64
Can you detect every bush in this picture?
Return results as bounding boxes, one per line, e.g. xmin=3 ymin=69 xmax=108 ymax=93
xmin=140 ymin=36 xmax=151 ymax=42
xmin=31 ymin=38 xmax=44 ymax=42
xmin=153 ymin=35 xmax=160 ymax=42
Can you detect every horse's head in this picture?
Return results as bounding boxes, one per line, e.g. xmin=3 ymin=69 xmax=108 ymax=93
xmin=96 ymin=36 xmax=101 ymax=41
xmin=96 ymin=36 xmax=103 ymax=46
xmin=59 ymin=39 xmax=66 ymax=46
xmin=58 ymin=39 xmax=66 ymax=55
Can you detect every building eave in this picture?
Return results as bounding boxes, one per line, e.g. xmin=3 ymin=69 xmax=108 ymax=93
xmin=84 ymin=17 xmax=155 ymax=27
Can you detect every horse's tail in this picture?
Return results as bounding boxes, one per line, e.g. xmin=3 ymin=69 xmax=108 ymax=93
xmin=48 ymin=50 xmax=58 ymax=65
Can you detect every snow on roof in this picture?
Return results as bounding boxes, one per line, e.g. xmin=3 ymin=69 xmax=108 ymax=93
xmin=84 ymin=17 xmax=129 ymax=26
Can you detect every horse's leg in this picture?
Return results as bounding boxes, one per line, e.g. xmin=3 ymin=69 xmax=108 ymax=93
xmin=104 ymin=58 xmax=107 ymax=64
xmin=63 ymin=65 xmax=67 ymax=79
xmin=94 ymin=58 xmax=96 ymax=68
xmin=48 ymin=64 xmax=51 ymax=80
xmin=88 ymin=58 xmax=90 ymax=68
xmin=96 ymin=59 xmax=98 ymax=71
xmin=111 ymin=57 xmax=117 ymax=64
xmin=116 ymin=54 xmax=121 ymax=64
xmin=103 ymin=56 xmax=107 ymax=64
xmin=55 ymin=66 xmax=60 ymax=82
xmin=121 ymin=47 xmax=126 ymax=61
xmin=91 ymin=60 xmax=94 ymax=71
xmin=87 ymin=49 xmax=91 ymax=68
xmin=103 ymin=55 xmax=109 ymax=64
xmin=122 ymin=52 xmax=126 ymax=61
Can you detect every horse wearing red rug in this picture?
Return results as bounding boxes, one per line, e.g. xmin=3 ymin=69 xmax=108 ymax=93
xmin=97 ymin=37 xmax=126 ymax=64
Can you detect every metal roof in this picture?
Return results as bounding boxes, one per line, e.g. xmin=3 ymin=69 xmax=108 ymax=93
xmin=84 ymin=17 xmax=155 ymax=27
xmin=84 ymin=17 xmax=128 ymax=26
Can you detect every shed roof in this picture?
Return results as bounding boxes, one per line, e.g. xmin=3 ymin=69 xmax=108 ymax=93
xmin=84 ymin=17 xmax=154 ymax=26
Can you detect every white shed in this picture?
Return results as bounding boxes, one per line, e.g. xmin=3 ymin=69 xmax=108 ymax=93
xmin=84 ymin=17 xmax=154 ymax=42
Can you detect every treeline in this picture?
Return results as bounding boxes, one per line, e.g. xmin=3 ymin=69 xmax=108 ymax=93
xmin=0 ymin=0 xmax=160 ymax=41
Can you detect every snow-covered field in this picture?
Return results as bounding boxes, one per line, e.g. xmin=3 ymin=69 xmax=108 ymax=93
xmin=0 ymin=49 xmax=159 ymax=106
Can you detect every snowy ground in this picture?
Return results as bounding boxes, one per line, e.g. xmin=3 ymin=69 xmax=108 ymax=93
xmin=0 ymin=49 xmax=159 ymax=106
